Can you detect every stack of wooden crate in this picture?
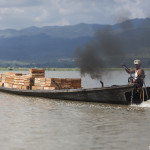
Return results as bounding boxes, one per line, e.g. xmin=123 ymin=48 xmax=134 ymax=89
xmin=32 ymin=78 xmax=60 ymax=90
xmin=61 ymin=78 xmax=81 ymax=89
xmin=0 ymin=69 xmax=81 ymax=90
xmin=3 ymin=72 xmax=32 ymax=89
xmin=69 ymin=78 xmax=81 ymax=89
xmin=13 ymin=74 xmax=33 ymax=90
xmin=32 ymin=77 xmax=81 ymax=90
xmin=29 ymin=69 xmax=45 ymax=78
xmin=4 ymin=72 xmax=22 ymax=88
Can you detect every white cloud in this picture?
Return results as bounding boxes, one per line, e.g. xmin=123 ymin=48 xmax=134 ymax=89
xmin=0 ymin=0 xmax=42 ymax=7
xmin=34 ymin=8 xmax=48 ymax=22
xmin=112 ymin=0 xmax=149 ymax=23
xmin=0 ymin=0 xmax=149 ymax=29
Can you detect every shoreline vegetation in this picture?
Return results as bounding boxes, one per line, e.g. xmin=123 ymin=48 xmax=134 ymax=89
xmin=0 ymin=68 xmax=150 ymax=71
xmin=0 ymin=68 xmax=80 ymax=71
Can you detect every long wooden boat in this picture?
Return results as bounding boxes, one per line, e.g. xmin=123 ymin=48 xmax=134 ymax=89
xmin=1 ymin=84 xmax=149 ymax=105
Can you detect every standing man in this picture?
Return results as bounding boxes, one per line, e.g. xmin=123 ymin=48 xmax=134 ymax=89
xmin=121 ymin=60 xmax=145 ymax=88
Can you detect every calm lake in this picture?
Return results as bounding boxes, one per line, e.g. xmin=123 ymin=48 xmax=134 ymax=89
xmin=0 ymin=70 xmax=150 ymax=150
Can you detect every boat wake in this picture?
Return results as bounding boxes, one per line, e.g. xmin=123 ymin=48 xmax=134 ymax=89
xmin=131 ymin=100 xmax=150 ymax=108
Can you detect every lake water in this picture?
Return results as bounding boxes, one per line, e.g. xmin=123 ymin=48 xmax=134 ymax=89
xmin=0 ymin=70 xmax=150 ymax=150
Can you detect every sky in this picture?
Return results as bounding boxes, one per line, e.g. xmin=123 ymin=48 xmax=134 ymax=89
xmin=0 ymin=0 xmax=150 ymax=29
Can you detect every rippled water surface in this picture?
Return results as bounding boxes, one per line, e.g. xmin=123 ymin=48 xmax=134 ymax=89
xmin=0 ymin=71 xmax=150 ymax=150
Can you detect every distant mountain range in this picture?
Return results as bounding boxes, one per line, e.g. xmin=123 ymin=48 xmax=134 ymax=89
xmin=0 ymin=18 xmax=150 ymax=67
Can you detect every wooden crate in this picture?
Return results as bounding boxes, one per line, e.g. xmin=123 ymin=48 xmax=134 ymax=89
xmin=29 ymin=69 xmax=45 ymax=78
xmin=4 ymin=83 xmax=13 ymax=88
xmin=50 ymin=78 xmax=61 ymax=88
xmin=71 ymin=78 xmax=81 ymax=87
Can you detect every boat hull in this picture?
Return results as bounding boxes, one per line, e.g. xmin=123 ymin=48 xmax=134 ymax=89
xmin=0 ymin=85 xmax=134 ymax=104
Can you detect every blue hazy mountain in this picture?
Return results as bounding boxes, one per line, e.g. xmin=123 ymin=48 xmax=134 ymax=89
xmin=0 ymin=18 xmax=150 ymax=67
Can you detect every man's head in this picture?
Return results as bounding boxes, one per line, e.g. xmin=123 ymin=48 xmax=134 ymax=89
xmin=134 ymin=59 xmax=141 ymax=69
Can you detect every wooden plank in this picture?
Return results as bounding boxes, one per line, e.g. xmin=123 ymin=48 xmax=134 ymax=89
xmin=44 ymin=87 xmax=56 ymax=90
xmin=13 ymin=85 xmax=22 ymax=89
xmin=32 ymin=86 xmax=44 ymax=90
xmin=22 ymin=86 xmax=30 ymax=90
xmin=0 ymin=82 xmax=4 ymax=87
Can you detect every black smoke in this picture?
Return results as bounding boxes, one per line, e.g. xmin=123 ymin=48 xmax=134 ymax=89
xmin=75 ymin=25 xmax=125 ymax=79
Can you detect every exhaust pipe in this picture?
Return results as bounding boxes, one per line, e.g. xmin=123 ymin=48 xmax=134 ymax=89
xmin=100 ymin=81 xmax=104 ymax=87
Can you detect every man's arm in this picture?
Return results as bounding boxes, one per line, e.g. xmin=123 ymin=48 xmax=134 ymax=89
xmin=120 ymin=64 xmax=135 ymax=74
